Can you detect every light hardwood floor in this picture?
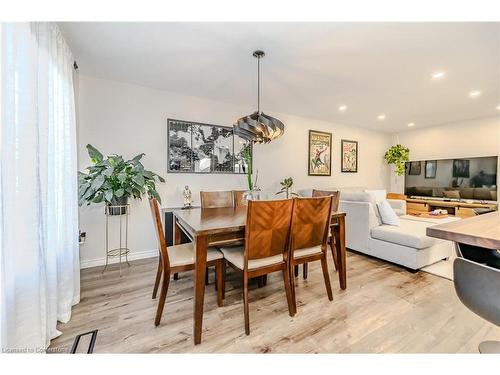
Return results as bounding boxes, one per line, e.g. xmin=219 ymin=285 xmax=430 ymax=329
xmin=49 ymin=251 xmax=499 ymax=353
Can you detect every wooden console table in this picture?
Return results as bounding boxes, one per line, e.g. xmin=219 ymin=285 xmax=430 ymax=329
xmin=406 ymin=198 xmax=497 ymax=219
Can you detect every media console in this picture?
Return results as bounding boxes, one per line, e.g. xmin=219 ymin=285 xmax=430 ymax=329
xmin=405 ymin=197 xmax=498 ymax=218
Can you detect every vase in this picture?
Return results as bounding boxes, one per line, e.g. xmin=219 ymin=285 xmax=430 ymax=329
xmin=241 ymin=189 xmax=261 ymax=205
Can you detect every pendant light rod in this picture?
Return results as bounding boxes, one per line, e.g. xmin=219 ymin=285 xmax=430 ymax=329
xmin=253 ymin=50 xmax=265 ymax=113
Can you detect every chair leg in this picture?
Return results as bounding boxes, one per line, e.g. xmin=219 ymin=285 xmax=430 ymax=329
xmin=330 ymin=238 xmax=339 ymax=270
xmin=152 ymin=256 xmax=163 ymax=299
xmin=205 ymin=267 xmax=209 ymax=285
xmin=302 ymin=263 xmax=308 ymax=279
xmin=282 ymin=267 xmax=295 ymax=316
xmin=221 ymin=261 xmax=226 ymax=300
xmin=294 ymin=265 xmax=299 ymax=277
xmin=257 ymin=276 xmax=263 ymax=288
xmin=173 ymin=273 xmax=179 ymax=280
xmin=320 ymin=255 xmax=333 ymax=301
xmin=262 ymin=274 xmax=267 ymax=286
xmin=243 ymin=274 xmax=250 ymax=335
xmin=154 ymin=270 xmax=171 ymax=326
xmin=215 ymin=261 xmax=223 ymax=307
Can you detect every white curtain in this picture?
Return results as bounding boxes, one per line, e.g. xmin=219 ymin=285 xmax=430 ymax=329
xmin=0 ymin=22 xmax=80 ymax=352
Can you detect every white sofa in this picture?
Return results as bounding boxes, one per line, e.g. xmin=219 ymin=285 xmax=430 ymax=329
xmin=338 ymin=192 xmax=455 ymax=270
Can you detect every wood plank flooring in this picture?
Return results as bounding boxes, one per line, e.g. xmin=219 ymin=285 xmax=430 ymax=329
xmin=49 ymin=251 xmax=499 ymax=353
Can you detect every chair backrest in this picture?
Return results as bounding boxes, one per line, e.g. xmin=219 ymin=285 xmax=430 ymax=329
xmin=290 ymin=196 xmax=333 ymax=252
xmin=233 ymin=190 xmax=246 ymax=207
xmin=453 ymin=256 xmax=500 ymax=326
xmin=312 ymin=189 xmax=340 ymax=211
xmin=245 ymin=199 xmax=294 ymax=264
xmin=149 ymin=198 xmax=170 ymax=271
xmin=200 ymin=190 xmax=234 ymax=208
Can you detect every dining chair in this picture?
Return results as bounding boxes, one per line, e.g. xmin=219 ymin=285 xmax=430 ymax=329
xmin=232 ymin=190 xmax=246 ymax=207
xmin=220 ymin=199 xmax=295 ymax=335
xmin=296 ymin=189 xmax=340 ymax=279
xmin=289 ymin=196 xmax=334 ymax=314
xmin=149 ymin=198 xmax=224 ymax=326
xmin=200 ymin=190 xmax=234 ymax=208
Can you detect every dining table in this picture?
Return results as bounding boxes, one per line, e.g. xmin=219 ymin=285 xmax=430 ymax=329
xmin=172 ymin=205 xmax=347 ymax=345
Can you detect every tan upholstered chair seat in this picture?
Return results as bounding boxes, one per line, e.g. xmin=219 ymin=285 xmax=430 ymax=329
xmin=220 ymin=246 xmax=284 ymax=270
xmin=168 ymin=243 xmax=223 ymax=267
xmin=294 ymin=245 xmax=322 ymax=259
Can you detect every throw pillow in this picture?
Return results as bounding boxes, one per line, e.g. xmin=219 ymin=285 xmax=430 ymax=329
xmin=376 ymin=199 xmax=400 ymax=226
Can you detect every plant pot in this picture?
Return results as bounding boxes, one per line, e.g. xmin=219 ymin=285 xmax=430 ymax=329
xmin=107 ymin=196 xmax=129 ymax=216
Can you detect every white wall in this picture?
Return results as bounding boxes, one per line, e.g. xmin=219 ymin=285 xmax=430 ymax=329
xmin=391 ymin=116 xmax=500 ymax=194
xmin=77 ymin=75 xmax=392 ymax=267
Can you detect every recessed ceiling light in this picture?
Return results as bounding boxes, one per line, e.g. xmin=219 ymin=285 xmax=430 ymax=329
xmin=407 ymin=122 xmax=415 ymax=127
xmin=469 ymin=90 xmax=481 ymax=98
xmin=338 ymin=105 xmax=347 ymax=112
xmin=496 ymin=105 xmax=500 ymax=111
xmin=431 ymin=71 xmax=445 ymax=80
xmin=377 ymin=114 xmax=386 ymax=120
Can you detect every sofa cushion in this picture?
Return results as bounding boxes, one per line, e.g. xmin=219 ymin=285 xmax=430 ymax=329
xmin=443 ymin=190 xmax=460 ymax=199
xmin=370 ymin=219 xmax=436 ymax=249
xmin=474 ymin=188 xmax=495 ymax=200
xmin=341 ymin=191 xmax=382 ymax=225
xmin=365 ymin=189 xmax=387 ymax=202
xmin=376 ymin=199 xmax=400 ymax=226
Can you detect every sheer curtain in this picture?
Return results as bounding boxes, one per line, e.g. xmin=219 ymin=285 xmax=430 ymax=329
xmin=0 ymin=22 xmax=80 ymax=352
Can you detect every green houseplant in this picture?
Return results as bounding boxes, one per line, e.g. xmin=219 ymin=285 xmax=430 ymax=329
xmin=384 ymin=144 xmax=410 ymax=176
xmin=276 ymin=177 xmax=299 ymax=199
xmin=78 ymin=144 xmax=165 ymax=214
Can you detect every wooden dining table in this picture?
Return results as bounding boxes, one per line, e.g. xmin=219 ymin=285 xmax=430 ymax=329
xmin=172 ymin=205 xmax=347 ymax=345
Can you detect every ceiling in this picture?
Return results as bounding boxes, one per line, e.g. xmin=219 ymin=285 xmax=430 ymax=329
xmin=59 ymin=22 xmax=500 ymax=133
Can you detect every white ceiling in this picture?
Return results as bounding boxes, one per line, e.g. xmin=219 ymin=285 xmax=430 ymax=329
xmin=59 ymin=22 xmax=500 ymax=133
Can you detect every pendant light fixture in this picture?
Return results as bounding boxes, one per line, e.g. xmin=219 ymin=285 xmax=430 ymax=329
xmin=233 ymin=50 xmax=285 ymax=143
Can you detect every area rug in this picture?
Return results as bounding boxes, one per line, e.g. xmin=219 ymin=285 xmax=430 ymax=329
xmin=420 ymin=252 xmax=456 ymax=281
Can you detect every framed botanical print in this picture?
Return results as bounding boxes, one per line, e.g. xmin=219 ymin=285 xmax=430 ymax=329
xmin=408 ymin=161 xmax=421 ymax=175
xmin=308 ymin=130 xmax=332 ymax=176
xmin=341 ymin=140 xmax=358 ymax=173
xmin=425 ymin=160 xmax=437 ymax=179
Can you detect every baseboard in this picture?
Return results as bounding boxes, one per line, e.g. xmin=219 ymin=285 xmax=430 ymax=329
xmin=80 ymin=249 xmax=158 ymax=269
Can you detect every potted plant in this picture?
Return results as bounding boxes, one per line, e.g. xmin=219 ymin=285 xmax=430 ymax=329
xmin=276 ymin=177 xmax=299 ymax=199
xmin=78 ymin=144 xmax=165 ymax=215
xmin=384 ymin=144 xmax=410 ymax=176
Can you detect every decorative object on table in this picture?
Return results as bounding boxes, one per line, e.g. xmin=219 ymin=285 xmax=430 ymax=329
xmin=308 ymin=130 xmax=332 ymax=176
xmin=408 ymin=161 xmax=421 ymax=175
xmin=78 ymin=144 xmax=165 ymax=213
xmin=241 ymin=146 xmax=260 ymax=203
xmin=384 ymin=144 xmax=410 ymax=176
xmin=453 ymin=159 xmax=470 ymax=178
xmin=78 ymin=144 xmax=165 ymax=275
xmin=233 ymin=50 xmax=285 ymax=144
xmin=425 ymin=160 xmax=437 ymax=179
xmin=341 ymin=139 xmax=358 ymax=173
xmin=182 ymin=185 xmax=193 ymax=209
xmin=276 ymin=177 xmax=299 ymax=199
xmin=167 ymin=118 xmax=251 ymax=174
xmin=79 ymin=231 xmax=86 ymax=244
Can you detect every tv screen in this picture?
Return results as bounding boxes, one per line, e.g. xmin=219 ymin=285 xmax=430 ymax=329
xmin=405 ymin=156 xmax=498 ymax=201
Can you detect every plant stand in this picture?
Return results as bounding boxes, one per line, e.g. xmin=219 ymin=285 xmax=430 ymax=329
xmin=103 ymin=204 xmax=130 ymax=276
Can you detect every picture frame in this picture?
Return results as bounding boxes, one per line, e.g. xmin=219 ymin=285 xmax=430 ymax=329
xmin=425 ymin=160 xmax=437 ymax=179
xmin=308 ymin=130 xmax=332 ymax=176
xmin=167 ymin=118 xmax=251 ymax=174
xmin=341 ymin=139 xmax=358 ymax=173
xmin=408 ymin=161 xmax=421 ymax=175
xmin=452 ymin=159 xmax=470 ymax=178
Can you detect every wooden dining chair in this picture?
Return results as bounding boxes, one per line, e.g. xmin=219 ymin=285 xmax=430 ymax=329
xmin=200 ymin=190 xmax=234 ymax=208
xmin=232 ymin=190 xmax=246 ymax=207
xmin=220 ymin=199 xmax=295 ymax=335
xmin=289 ymin=196 xmax=334 ymax=313
xmin=149 ymin=198 xmax=224 ymax=326
xmin=297 ymin=189 xmax=340 ymax=278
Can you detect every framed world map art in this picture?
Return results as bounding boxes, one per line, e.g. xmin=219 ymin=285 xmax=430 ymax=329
xmin=167 ymin=118 xmax=251 ymax=174
xmin=308 ymin=130 xmax=332 ymax=176
xmin=341 ymin=139 xmax=358 ymax=173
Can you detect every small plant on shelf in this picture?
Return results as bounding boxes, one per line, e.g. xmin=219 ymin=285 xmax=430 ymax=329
xmin=276 ymin=177 xmax=299 ymax=199
xmin=384 ymin=144 xmax=410 ymax=176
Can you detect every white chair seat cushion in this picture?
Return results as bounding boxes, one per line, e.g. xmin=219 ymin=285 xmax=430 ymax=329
xmin=370 ymin=219 xmax=436 ymax=249
xmin=220 ymin=246 xmax=283 ymax=270
xmin=294 ymin=245 xmax=322 ymax=259
xmin=168 ymin=243 xmax=223 ymax=267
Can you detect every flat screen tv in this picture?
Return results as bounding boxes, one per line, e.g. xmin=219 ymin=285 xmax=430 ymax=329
xmin=404 ymin=156 xmax=498 ymax=202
